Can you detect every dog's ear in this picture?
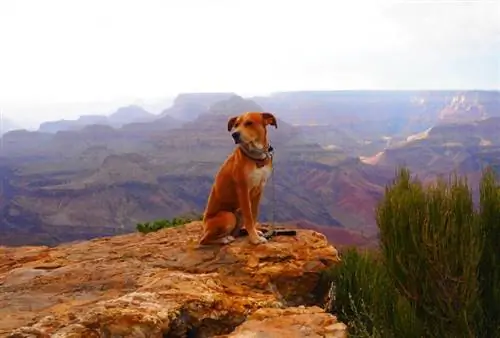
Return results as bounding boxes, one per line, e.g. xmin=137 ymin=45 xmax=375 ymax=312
xmin=227 ymin=116 xmax=238 ymax=132
xmin=262 ymin=112 xmax=278 ymax=129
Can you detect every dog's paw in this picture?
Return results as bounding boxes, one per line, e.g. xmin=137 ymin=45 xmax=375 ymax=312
xmin=249 ymin=235 xmax=268 ymax=245
xmin=221 ymin=235 xmax=235 ymax=244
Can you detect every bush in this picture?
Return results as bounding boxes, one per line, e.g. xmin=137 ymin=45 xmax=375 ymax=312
xmin=323 ymin=167 xmax=500 ymax=338
xmin=477 ymin=168 xmax=500 ymax=337
xmin=378 ymin=168 xmax=482 ymax=337
xmin=136 ymin=213 xmax=203 ymax=234
xmin=322 ymin=247 xmax=420 ymax=338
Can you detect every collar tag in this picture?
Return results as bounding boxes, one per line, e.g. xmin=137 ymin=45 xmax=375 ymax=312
xmin=267 ymin=145 xmax=274 ymax=158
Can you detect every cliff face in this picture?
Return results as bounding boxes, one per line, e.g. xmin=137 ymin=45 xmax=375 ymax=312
xmin=0 ymin=222 xmax=345 ymax=337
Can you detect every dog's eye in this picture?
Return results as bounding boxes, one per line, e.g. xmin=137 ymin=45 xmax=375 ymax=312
xmin=244 ymin=121 xmax=253 ymax=127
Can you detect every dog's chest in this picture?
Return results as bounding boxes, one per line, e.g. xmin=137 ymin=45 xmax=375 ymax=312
xmin=247 ymin=165 xmax=272 ymax=188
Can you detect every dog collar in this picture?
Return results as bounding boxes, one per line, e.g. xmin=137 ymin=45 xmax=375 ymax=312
xmin=238 ymin=144 xmax=274 ymax=168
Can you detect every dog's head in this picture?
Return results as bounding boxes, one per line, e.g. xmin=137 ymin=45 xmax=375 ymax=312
xmin=227 ymin=112 xmax=278 ymax=150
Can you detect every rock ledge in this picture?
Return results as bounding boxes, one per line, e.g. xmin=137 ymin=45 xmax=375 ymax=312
xmin=0 ymin=222 xmax=344 ymax=337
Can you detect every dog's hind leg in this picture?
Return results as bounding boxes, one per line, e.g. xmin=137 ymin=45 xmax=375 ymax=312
xmin=199 ymin=211 xmax=238 ymax=245
xmin=229 ymin=208 xmax=265 ymax=237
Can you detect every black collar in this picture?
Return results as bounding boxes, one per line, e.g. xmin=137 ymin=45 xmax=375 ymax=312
xmin=238 ymin=144 xmax=274 ymax=168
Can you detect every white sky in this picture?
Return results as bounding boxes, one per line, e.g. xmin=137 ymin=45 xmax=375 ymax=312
xmin=0 ymin=0 xmax=499 ymax=127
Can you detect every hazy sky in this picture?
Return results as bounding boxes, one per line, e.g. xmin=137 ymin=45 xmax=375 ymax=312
xmin=0 ymin=0 xmax=499 ymax=126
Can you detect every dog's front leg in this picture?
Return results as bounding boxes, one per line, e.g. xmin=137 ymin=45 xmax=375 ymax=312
xmin=236 ymin=185 xmax=267 ymax=244
xmin=251 ymin=191 xmax=265 ymax=237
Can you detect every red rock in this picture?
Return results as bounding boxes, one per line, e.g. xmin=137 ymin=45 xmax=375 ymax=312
xmin=0 ymin=222 xmax=342 ymax=337
xmin=219 ymin=306 xmax=347 ymax=338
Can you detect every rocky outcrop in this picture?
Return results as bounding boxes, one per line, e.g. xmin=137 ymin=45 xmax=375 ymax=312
xmin=37 ymin=105 xmax=157 ymax=133
xmin=0 ymin=222 xmax=344 ymax=337
xmin=108 ymin=105 xmax=156 ymax=127
xmin=38 ymin=115 xmax=109 ymax=133
xmin=206 ymin=95 xmax=264 ymax=116
xmin=161 ymin=93 xmax=236 ymax=121
xmin=219 ymin=307 xmax=347 ymax=338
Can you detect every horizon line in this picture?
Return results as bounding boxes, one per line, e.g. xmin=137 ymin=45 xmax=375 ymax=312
xmin=2 ymin=88 xmax=499 ymax=106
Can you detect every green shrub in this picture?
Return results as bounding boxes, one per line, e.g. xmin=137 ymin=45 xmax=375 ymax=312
xmin=322 ymin=247 xmax=420 ymax=338
xmin=136 ymin=213 xmax=203 ymax=234
xmin=323 ymin=167 xmax=500 ymax=338
xmin=377 ymin=168 xmax=482 ymax=337
xmin=477 ymin=168 xmax=500 ymax=337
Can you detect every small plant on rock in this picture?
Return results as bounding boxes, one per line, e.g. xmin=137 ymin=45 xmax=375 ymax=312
xmin=136 ymin=213 xmax=203 ymax=234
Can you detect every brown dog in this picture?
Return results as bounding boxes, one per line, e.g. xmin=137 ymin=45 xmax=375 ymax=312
xmin=199 ymin=112 xmax=278 ymax=245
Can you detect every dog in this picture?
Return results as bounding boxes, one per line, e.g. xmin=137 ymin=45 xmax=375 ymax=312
xmin=199 ymin=111 xmax=278 ymax=245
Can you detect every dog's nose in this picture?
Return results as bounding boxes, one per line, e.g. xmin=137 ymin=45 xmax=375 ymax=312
xmin=231 ymin=132 xmax=241 ymax=143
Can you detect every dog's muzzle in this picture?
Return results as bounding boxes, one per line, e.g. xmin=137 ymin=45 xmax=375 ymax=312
xmin=231 ymin=131 xmax=241 ymax=144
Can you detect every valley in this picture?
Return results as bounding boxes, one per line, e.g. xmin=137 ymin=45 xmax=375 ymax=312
xmin=1 ymin=90 xmax=499 ymax=246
